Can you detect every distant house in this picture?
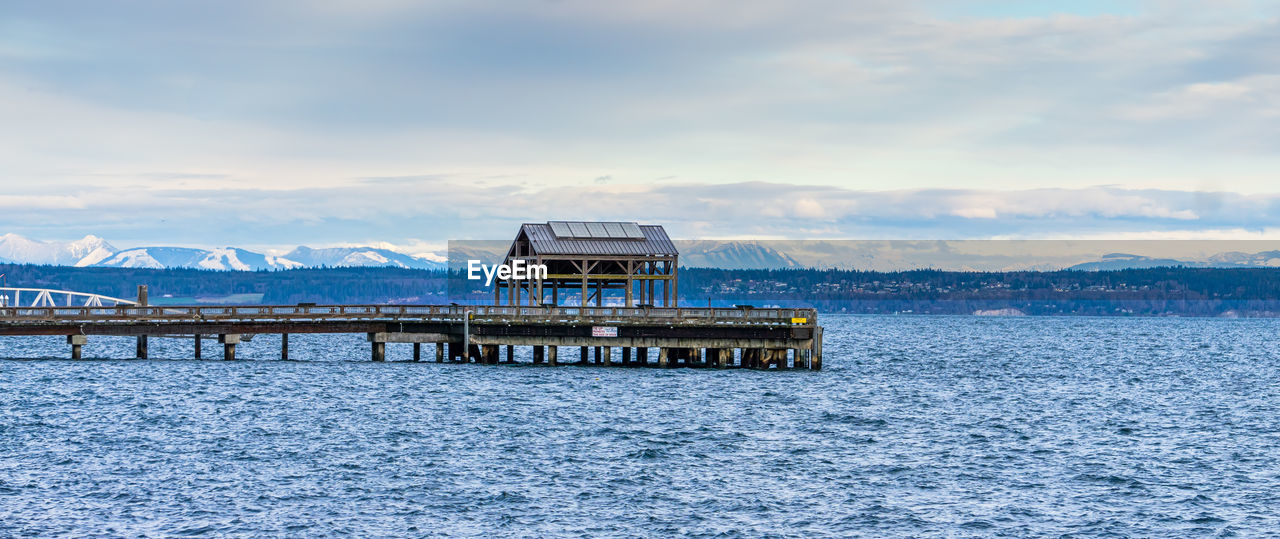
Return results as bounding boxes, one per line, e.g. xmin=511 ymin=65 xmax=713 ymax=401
xmin=496 ymin=221 xmax=679 ymax=307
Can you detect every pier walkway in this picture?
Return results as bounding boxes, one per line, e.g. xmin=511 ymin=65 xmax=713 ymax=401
xmin=0 ymin=305 xmax=822 ymax=370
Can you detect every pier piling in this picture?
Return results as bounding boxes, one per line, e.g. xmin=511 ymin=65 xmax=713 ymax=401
xmin=220 ymin=334 xmax=240 ymax=361
xmin=68 ymin=334 xmax=86 ymax=359
xmin=813 ymin=327 xmax=823 ymax=371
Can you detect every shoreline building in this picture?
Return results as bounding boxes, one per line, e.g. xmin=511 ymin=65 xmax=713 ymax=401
xmin=495 ymin=221 xmax=678 ymax=307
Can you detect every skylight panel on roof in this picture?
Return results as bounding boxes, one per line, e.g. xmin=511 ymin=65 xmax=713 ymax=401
xmin=621 ymin=223 xmax=643 ymax=238
xmin=585 ymin=222 xmax=608 ymax=237
xmin=567 ymin=222 xmax=590 ymax=237
xmin=549 ymin=221 xmax=573 ymax=238
xmin=603 ymin=222 xmax=625 ymax=238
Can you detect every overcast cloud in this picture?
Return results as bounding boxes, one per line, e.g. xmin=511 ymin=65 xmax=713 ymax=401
xmin=1 ymin=1 xmax=1277 ymax=250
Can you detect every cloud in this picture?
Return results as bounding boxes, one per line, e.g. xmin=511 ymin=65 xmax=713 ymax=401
xmin=0 ymin=195 xmax=86 ymax=210
xmin=4 ymin=174 xmax=1278 ymax=247
xmin=1 ymin=1 xmax=1278 ymax=245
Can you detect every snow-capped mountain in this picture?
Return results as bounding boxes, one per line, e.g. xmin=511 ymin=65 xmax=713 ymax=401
xmin=95 ymin=247 xmax=304 ymax=271
xmin=0 ymin=233 xmax=443 ymax=270
xmin=282 ymin=246 xmax=443 ymax=269
xmin=0 ymin=234 xmax=117 ymax=266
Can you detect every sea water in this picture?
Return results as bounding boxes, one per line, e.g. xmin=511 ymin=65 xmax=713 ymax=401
xmin=2 ymin=315 xmax=1278 ymax=536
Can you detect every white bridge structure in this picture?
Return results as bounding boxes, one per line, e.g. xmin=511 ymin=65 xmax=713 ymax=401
xmin=0 ymin=287 xmax=139 ymax=308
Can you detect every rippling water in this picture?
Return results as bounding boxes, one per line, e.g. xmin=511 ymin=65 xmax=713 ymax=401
xmin=2 ymin=315 xmax=1279 ymax=536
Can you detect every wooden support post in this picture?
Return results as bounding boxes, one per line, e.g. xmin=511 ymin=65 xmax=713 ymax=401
xmin=413 ymin=342 xmax=421 ymax=362
xmin=625 ymin=261 xmax=634 ymax=307
xmin=622 ymin=347 xmax=632 ymax=366
xmin=579 ymin=346 xmax=588 ymax=365
xmin=658 ymin=348 xmax=669 ymax=368
xmin=469 ymin=344 xmax=482 ymax=363
xmin=505 ymin=345 xmax=515 ymax=363
xmin=671 ymin=261 xmax=679 ymax=307
xmin=593 ymin=346 xmax=601 ymax=364
xmin=481 ymin=345 xmax=498 ymax=365
xmin=136 ymin=335 xmax=148 ymax=359
xmin=661 ymin=262 xmax=669 ymax=307
xmin=436 ymin=342 xmax=444 ymax=363
xmin=220 ymin=334 xmax=240 ymax=361
xmin=603 ymin=346 xmax=612 ymax=367
xmin=281 ymin=333 xmax=289 ymax=361
xmin=68 ymin=335 xmax=86 ymax=360
xmin=194 ymin=334 xmax=202 ymax=359
xmin=448 ymin=341 xmax=460 ymax=362
xmin=372 ymin=341 xmax=386 ymax=362
xmin=533 ymin=345 xmax=544 ymax=364
xmin=581 ymin=260 xmax=588 ymax=307
xmin=548 ymin=346 xmax=558 ymax=366
xmin=637 ymin=347 xmax=648 ymax=366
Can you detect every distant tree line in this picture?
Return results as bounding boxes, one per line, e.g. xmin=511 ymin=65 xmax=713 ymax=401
xmin=2 ymin=263 xmax=1278 ymax=315
xmin=679 ymin=267 xmax=1280 ymax=316
xmin=0 ymin=264 xmax=447 ymax=305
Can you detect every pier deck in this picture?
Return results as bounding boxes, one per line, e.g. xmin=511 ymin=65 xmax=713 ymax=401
xmin=0 ymin=305 xmax=822 ymax=369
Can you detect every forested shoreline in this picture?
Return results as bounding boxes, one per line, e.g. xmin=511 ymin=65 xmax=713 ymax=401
xmin=2 ymin=263 xmax=1277 ymax=316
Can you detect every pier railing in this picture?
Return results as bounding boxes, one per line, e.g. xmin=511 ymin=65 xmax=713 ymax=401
xmin=0 ymin=304 xmax=816 ymax=327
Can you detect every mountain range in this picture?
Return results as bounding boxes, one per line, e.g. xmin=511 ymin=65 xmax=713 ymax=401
xmin=1066 ymin=251 xmax=1280 ymax=271
xmin=0 ymin=234 xmax=445 ymax=271
xmin=5 ymin=234 xmax=1280 ymax=272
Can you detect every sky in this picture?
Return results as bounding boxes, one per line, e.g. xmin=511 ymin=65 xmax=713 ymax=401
xmin=1 ymin=0 xmax=1278 ymax=254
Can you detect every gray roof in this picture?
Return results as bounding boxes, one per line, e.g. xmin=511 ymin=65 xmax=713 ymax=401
xmin=518 ymin=222 xmax=678 ymax=256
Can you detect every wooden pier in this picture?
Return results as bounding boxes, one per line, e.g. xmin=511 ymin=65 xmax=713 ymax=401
xmin=0 ymin=304 xmax=822 ymax=370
